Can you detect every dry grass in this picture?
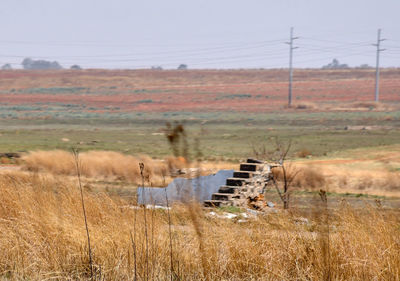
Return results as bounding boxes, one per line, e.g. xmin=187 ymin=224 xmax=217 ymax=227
xmin=20 ymin=150 xmax=237 ymax=187
xmin=294 ymin=166 xmax=326 ymax=189
xmin=296 ymin=148 xmax=312 ymax=158
xmin=21 ymin=150 xmax=187 ymax=186
xmin=291 ymin=101 xmax=318 ymax=110
xmin=290 ymin=164 xmax=400 ymax=196
xmin=327 ymin=101 xmax=395 ymax=112
xmin=291 ymin=145 xmax=400 ymax=196
xmin=330 ymin=170 xmax=400 ymax=195
xmin=272 ymin=165 xmax=326 ymax=190
xmin=0 ymin=171 xmax=399 ymax=280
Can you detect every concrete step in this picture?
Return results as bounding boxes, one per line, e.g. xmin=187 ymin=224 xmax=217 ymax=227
xmin=226 ymin=177 xmax=247 ymax=186
xmin=247 ymin=158 xmax=263 ymax=164
xmin=212 ymin=193 xmax=234 ymax=201
xmin=233 ymin=171 xmax=254 ymax=179
xmin=239 ymin=163 xmax=260 ymax=172
xmin=204 ymin=200 xmax=224 ymax=207
xmin=218 ymin=185 xmax=240 ymax=194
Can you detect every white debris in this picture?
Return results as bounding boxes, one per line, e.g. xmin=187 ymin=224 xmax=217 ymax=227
xmin=122 ymin=205 xmax=171 ymax=210
xmin=246 ymin=208 xmax=262 ymax=217
xmin=206 ymin=211 xmax=238 ymax=220
xmin=146 ymin=205 xmax=171 ymax=210
xmin=267 ymin=201 xmax=275 ymax=208
xmin=224 ymin=213 xmax=238 ymax=219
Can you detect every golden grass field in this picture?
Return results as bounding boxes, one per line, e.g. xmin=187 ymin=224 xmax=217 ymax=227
xmin=17 ymin=145 xmax=400 ymax=197
xmin=0 ymin=146 xmax=399 ymax=280
xmin=0 ymin=169 xmax=399 ymax=280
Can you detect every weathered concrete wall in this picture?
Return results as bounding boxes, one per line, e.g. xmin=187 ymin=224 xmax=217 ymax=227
xmin=137 ymin=170 xmax=234 ymax=205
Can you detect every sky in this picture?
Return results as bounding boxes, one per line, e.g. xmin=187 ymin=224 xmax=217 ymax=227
xmin=0 ymin=0 xmax=399 ymax=69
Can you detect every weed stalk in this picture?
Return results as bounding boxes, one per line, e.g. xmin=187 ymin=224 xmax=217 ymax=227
xmin=72 ymin=148 xmax=93 ymax=280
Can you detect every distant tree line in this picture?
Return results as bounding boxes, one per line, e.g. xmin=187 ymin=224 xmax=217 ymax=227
xmin=150 ymin=64 xmax=188 ymax=70
xmin=0 ymin=58 xmax=376 ymax=71
xmin=1 ymin=63 xmax=12 ymax=70
xmin=0 ymin=58 xmax=82 ymax=70
xmin=22 ymin=58 xmax=63 ymax=70
xmin=322 ymin=58 xmax=372 ymax=69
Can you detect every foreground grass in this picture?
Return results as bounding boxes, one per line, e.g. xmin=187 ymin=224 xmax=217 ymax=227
xmin=0 ymin=172 xmax=399 ymax=280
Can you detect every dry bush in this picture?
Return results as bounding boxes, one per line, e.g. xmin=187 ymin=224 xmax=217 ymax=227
xmin=0 ymin=172 xmax=399 ymax=280
xmin=355 ymin=175 xmax=374 ymax=190
xmin=340 ymin=101 xmax=393 ymax=111
xmin=294 ymin=166 xmax=326 ymax=189
xmin=0 ymin=157 xmax=10 ymax=164
xmin=165 ymin=156 xmax=186 ymax=171
xmin=273 ymin=165 xmax=326 ymax=190
xmin=290 ymin=102 xmax=318 ymax=110
xmin=296 ymin=148 xmax=312 ymax=158
xmin=352 ymin=101 xmax=379 ymax=110
xmin=380 ymin=172 xmax=400 ymax=191
xmin=330 ymin=171 xmax=400 ymax=196
xmin=21 ymin=150 xmax=184 ymax=186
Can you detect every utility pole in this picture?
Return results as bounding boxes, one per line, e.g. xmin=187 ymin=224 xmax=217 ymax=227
xmin=373 ymin=28 xmax=386 ymax=102
xmin=286 ymin=27 xmax=299 ymax=107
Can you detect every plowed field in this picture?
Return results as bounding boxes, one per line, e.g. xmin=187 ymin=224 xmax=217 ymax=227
xmin=1 ymin=68 xmax=399 ymax=114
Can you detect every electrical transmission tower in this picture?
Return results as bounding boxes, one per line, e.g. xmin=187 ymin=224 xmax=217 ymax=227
xmin=286 ymin=27 xmax=299 ymax=107
xmin=373 ymin=28 xmax=386 ymax=102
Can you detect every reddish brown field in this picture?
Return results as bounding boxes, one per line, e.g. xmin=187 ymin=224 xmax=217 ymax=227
xmin=1 ymin=68 xmax=399 ymax=112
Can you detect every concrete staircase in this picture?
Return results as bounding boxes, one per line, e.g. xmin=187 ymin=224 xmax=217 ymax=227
xmin=204 ymin=158 xmax=273 ymax=208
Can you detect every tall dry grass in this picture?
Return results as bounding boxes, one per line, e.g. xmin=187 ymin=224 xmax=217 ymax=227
xmin=273 ymin=163 xmax=400 ymax=197
xmin=0 ymin=172 xmax=399 ymax=280
xmin=21 ymin=150 xmax=186 ymax=186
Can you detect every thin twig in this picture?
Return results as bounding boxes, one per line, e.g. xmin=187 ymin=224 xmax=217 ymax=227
xmin=319 ymin=189 xmax=331 ymax=281
xmin=132 ymin=178 xmax=138 ymax=281
xmin=165 ymin=189 xmax=175 ymax=281
xmin=150 ymin=194 xmax=155 ymax=281
xmin=139 ymin=162 xmax=149 ymax=281
xmin=72 ymin=148 xmax=93 ymax=280
xmin=130 ymin=231 xmax=137 ymax=281
xmin=271 ymin=177 xmax=285 ymax=203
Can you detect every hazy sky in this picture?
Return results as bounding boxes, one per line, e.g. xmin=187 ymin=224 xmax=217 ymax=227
xmin=1 ymin=0 xmax=399 ymax=69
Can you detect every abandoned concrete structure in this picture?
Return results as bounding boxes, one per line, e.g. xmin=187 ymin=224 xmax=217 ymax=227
xmin=204 ymin=159 xmax=278 ymax=207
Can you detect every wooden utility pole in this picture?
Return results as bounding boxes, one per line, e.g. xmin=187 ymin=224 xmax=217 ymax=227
xmin=286 ymin=27 xmax=298 ymax=107
xmin=373 ymin=28 xmax=385 ymax=102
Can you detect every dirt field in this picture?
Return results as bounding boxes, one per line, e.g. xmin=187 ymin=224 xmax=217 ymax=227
xmin=1 ymin=69 xmax=400 ymax=114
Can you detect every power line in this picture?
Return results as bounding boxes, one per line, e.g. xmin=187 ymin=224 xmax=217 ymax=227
xmin=1 ymin=31 xmax=399 ymax=70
